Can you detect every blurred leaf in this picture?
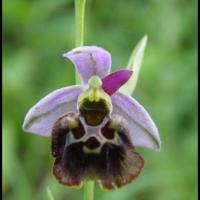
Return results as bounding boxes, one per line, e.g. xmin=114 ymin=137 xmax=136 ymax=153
xmin=46 ymin=186 xmax=55 ymax=200
xmin=119 ymin=35 xmax=148 ymax=95
xmin=3 ymin=121 xmax=15 ymax=192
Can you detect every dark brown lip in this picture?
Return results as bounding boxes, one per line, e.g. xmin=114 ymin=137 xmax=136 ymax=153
xmin=84 ymin=137 xmax=101 ymax=149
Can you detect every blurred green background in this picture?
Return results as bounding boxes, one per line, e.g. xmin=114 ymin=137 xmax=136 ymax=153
xmin=3 ymin=0 xmax=197 ymax=199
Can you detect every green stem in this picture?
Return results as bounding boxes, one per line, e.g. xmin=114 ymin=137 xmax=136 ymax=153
xmin=75 ymin=0 xmax=86 ymax=47
xmin=83 ymin=181 xmax=94 ymax=200
xmin=74 ymin=1 xmax=94 ymax=200
xmin=75 ymin=0 xmax=86 ymax=84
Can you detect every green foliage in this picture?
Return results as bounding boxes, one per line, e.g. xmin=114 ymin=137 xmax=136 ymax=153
xmin=3 ymin=0 xmax=197 ymax=199
xmin=120 ymin=35 xmax=148 ymax=95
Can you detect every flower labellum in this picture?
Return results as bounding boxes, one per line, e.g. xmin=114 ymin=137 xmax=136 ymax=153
xmin=23 ymin=45 xmax=161 ymax=190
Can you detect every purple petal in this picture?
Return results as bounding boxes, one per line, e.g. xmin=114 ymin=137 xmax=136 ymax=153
xmin=63 ymin=46 xmax=111 ymax=84
xmin=102 ymin=69 xmax=133 ymax=96
xmin=111 ymin=92 xmax=161 ymax=151
xmin=22 ymin=86 xmax=83 ymax=136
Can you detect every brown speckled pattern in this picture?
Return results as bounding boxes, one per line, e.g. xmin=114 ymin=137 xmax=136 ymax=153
xmin=51 ymin=112 xmax=144 ymax=190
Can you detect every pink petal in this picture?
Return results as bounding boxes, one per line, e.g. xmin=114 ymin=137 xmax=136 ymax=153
xmin=63 ymin=46 xmax=111 ymax=84
xmin=102 ymin=69 xmax=133 ymax=96
xmin=111 ymin=92 xmax=161 ymax=151
xmin=22 ymin=86 xmax=83 ymax=136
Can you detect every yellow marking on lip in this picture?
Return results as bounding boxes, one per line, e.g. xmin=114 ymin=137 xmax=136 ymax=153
xmin=77 ymin=75 xmax=112 ymax=112
xmin=88 ymin=90 xmax=94 ymax=102
xmin=67 ymin=118 xmax=78 ymax=129
xmin=88 ymin=89 xmax=100 ymax=102
xmin=94 ymin=90 xmax=100 ymax=102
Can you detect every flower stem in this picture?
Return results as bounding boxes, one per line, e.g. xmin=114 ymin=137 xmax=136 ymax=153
xmin=83 ymin=181 xmax=94 ymax=200
xmin=75 ymin=0 xmax=86 ymax=47
xmin=74 ymin=1 xmax=95 ymax=200
xmin=75 ymin=0 xmax=86 ymax=84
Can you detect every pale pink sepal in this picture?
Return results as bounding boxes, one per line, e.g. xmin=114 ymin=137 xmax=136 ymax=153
xmin=112 ymin=92 xmax=161 ymax=151
xmin=63 ymin=46 xmax=111 ymax=84
xmin=22 ymin=86 xmax=83 ymax=136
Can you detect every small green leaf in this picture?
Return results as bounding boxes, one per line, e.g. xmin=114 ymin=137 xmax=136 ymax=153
xmin=46 ymin=186 xmax=55 ymax=200
xmin=119 ymin=35 xmax=148 ymax=95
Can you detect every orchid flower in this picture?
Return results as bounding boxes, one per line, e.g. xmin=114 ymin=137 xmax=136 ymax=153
xmin=22 ymin=46 xmax=161 ymax=190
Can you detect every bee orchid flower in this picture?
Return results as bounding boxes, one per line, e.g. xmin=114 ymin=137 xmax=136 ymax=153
xmin=23 ymin=46 xmax=161 ymax=190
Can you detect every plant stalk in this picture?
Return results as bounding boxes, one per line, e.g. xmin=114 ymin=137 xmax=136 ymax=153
xmin=75 ymin=0 xmax=86 ymax=47
xmin=74 ymin=1 xmax=94 ymax=200
xmin=83 ymin=181 xmax=94 ymax=200
xmin=75 ymin=0 xmax=86 ymax=84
